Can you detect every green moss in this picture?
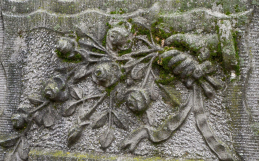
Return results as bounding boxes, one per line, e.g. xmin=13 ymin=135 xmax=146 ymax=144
xmin=110 ymin=8 xmax=126 ymax=14
xmin=91 ymin=47 xmax=106 ymax=54
xmin=118 ymin=48 xmax=132 ymax=56
xmin=127 ymin=18 xmax=133 ymax=23
xmin=102 ymin=34 xmax=107 ymax=47
xmin=75 ymin=33 xmax=80 ymax=43
xmin=232 ymin=31 xmax=241 ymax=76
xmin=106 ymin=22 xmax=112 ymax=29
xmin=55 ymin=49 xmax=82 ymax=63
xmin=152 ymin=56 xmax=177 ymax=85
xmin=120 ymin=74 xmax=126 ymax=82
xmin=118 ymin=21 xmax=124 ymax=25
xmin=105 ymin=82 xmax=119 ymax=96
xmin=29 ymin=148 xmax=203 ymax=161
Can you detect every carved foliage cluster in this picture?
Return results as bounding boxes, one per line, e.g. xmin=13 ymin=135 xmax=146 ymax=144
xmin=0 ymin=2 xmax=251 ymax=161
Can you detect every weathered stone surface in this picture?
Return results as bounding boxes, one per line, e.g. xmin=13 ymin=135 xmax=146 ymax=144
xmin=0 ymin=1 xmax=258 ymax=161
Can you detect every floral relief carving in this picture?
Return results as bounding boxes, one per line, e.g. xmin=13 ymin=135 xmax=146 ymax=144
xmin=0 ymin=2 xmax=253 ymax=161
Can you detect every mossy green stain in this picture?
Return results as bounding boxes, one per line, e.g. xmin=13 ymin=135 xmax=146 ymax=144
xmin=55 ymin=49 xmax=82 ymax=63
xmin=118 ymin=48 xmax=132 ymax=56
xmin=105 ymin=82 xmax=119 ymax=96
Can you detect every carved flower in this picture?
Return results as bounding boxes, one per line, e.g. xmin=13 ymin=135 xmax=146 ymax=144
xmin=11 ymin=113 xmax=27 ymax=129
xmin=56 ymin=37 xmax=76 ymax=56
xmin=44 ymin=76 xmax=68 ymax=101
xmin=106 ymin=21 xmax=133 ymax=51
xmin=126 ymin=89 xmax=151 ymax=113
xmin=92 ymin=61 xmax=122 ymax=87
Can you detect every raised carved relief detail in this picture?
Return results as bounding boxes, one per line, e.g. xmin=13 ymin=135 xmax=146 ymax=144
xmin=0 ymin=2 xmax=253 ymax=161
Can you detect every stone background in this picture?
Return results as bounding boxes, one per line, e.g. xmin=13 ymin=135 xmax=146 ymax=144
xmin=0 ymin=0 xmax=258 ymax=160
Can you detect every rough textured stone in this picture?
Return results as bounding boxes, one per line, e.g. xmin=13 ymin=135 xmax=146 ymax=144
xmin=0 ymin=1 xmax=258 ymax=161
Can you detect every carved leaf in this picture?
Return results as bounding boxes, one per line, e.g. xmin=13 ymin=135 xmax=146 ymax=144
xmin=43 ymin=110 xmax=55 ymax=127
xmin=67 ymin=124 xmax=83 ymax=146
xmin=112 ymin=111 xmax=129 ymax=130
xmin=33 ymin=111 xmax=44 ymax=126
xmin=69 ymin=86 xmax=83 ymax=100
xmin=62 ymin=101 xmax=78 ymax=117
xmin=4 ymin=152 xmax=21 ymax=161
xmin=73 ymin=65 xmax=89 ymax=83
xmin=158 ymin=84 xmax=181 ymax=106
xmin=150 ymin=81 xmax=159 ymax=100
xmin=28 ymin=95 xmax=44 ymax=105
xmin=100 ymin=128 xmax=115 ymax=149
xmin=17 ymin=137 xmax=30 ymax=160
xmin=92 ymin=112 xmax=108 ymax=129
xmin=131 ymin=63 xmax=147 ymax=80
xmin=0 ymin=134 xmax=19 ymax=148
xmin=132 ymin=17 xmax=150 ymax=29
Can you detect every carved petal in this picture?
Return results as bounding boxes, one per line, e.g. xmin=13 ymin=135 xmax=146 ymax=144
xmin=100 ymin=128 xmax=115 ymax=149
xmin=92 ymin=112 xmax=108 ymax=129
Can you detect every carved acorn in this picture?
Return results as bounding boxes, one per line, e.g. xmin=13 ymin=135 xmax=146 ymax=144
xmin=44 ymin=76 xmax=68 ymax=101
xmin=126 ymin=89 xmax=151 ymax=113
xmin=92 ymin=61 xmax=122 ymax=87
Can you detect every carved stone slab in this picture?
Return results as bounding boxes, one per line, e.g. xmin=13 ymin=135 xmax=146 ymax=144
xmin=0 ymin=0 xmax=259 ymax=161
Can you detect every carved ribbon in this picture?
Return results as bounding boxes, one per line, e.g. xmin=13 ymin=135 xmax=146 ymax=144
xmin=122 ymin=84 xmax=234 ymax=161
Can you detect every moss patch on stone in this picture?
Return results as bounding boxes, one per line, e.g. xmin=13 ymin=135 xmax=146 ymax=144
xmin=55 ymin=49 xmax=82 ymax=63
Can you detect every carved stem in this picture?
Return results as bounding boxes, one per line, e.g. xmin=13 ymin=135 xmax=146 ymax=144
xmin=122 ymin=52 xmax=157 ymax=70
xmin=135 ymin=36 xmax=155 ymax=48
xmin=79 ymin=32 xmax=110 ymax=56
xmin=141 ymin=54 xmax=158 ymax=88
xmin=118 ymin=49 xmax=159 ymax=61
xmin=29 ymin=101 xmax=50 ymax=115
xmin=80 ymin=93 xmax=107 ymax=121
xmin=70 ymin=94 xmax=104 ymax=108
xmin=108 ymin=95 xmax=113 ymax=129
xmin=11 ymin=138 xmax=21 ymax=155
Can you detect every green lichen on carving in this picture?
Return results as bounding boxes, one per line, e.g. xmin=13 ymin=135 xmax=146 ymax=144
xmin=55 ymin=49 xmax=82 ymax=63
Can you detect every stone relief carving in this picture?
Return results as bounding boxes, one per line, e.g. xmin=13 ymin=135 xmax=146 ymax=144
xmin=0 ymin=2 xmax=254 ymax=161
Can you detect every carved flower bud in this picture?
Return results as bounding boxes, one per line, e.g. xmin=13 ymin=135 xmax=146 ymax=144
xmin=11 ymin=113 xmax=27 ymax=129
xmin=57 ymin=37 xmax=75 ymax=55
xmin=106 ymin=21 xmax=133 ymax=51
xmin=44 ymin=76 xmax=68 ymax=101
xmin=126 ymin=89 xmax=150 ymax=113
xmin=92 ymin=62 xmax=122 ymax=87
